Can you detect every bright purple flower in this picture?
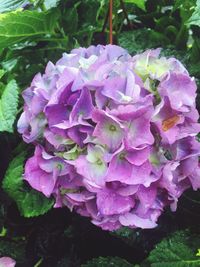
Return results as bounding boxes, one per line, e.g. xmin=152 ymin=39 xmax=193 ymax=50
xmin=18 ymin=45 xmax=200 ymax=231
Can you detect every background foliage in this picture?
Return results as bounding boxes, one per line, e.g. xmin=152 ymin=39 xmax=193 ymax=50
xmin=0 ymin=0 xmax=200 ymax=266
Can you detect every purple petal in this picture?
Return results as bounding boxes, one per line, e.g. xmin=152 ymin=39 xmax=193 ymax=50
xmin=96 ymin=188 xmax=134 ymax=216
xmin=158 ymin=73 xmax=197 ymax=111
xmin=119 ymin=213 xmax=157 ymax=228
xmin=70 ymin=87 xmax=94 ymax=120
xmin=92 ymin=109 xmax=125 ymax=152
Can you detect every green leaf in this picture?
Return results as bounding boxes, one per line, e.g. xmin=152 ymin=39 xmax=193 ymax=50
xmin=0 ymin=69 xmax=5 ymax=79
xmin=0 ymin=240 xmax=25 ymax=261
xmin=145 ymin=230 xmax=200 ymax=267
xmin=0 ymin=0 xmax=28 ymax=13
xmin=118 ymin=29 xmax=169 ymax=55
xmin=0 ymin=79 xmax=19 ymax=133
xmin=112 ymin=227 xmax=138 ymax=246
xmin=81 ymin=257 xmax=132 ymax=267
xmin=1 ymin=58 xmax=18 ymax=72
xmin=63 ymin=7 xmax=78 ymax=34
xmin=173 ymin=0 xmax=196 ymax=12
xmin=2 ymin=152 xmax=54 ymax=217
xmin=123 ymin=0 xmax=146 ymax=11
xmin=187 ymin=0 xmax=200 ymax=27
xmin=0 ymin=10 xmax=59 ymax=49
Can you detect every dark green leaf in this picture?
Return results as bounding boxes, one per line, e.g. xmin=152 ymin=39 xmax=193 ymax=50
xmin=0 ymin=240 xmax=25 ymax=261
xmin=63 ymin=7 xmax=78 ymax=34
xmin=145 ymin=230 xmax=200 ymax=267
xmin=2 ymin=152 xmax=54 ymax=217
xmin=81 ymin=257 xmax=132 ymax=267
xmin=0 ymin=79 xmax=18 ymax=133
xmin=118 ymin=29 xmax=169 ymax=55
xmin=19 ymin=189 xmax=54 ymax=217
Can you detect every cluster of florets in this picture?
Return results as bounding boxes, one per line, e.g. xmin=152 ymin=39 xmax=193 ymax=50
xmin=18 ymin=45 xmax=200 ymax=231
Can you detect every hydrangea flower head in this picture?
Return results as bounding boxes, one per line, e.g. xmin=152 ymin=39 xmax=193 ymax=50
xmin=18 ymin=45 xmax=200 ymax=231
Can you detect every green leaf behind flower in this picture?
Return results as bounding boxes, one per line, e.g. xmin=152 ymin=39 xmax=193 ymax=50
xmin=144 ymin=230 xmax=200 ymax=267
xmin=0 ymin=79 xmax=18 ymax=133
xmin=81 ymin=256 xmax=132 ymax=267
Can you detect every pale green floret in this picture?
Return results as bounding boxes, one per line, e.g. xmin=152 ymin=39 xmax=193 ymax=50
xmin=60 ymin=188 xmax=79 ymax=195
xmin=135 ymin=56 xmax=170 ymax=80
xmin=55 ymin=145 xmax=82 ymax=160
xmin=149 ymin=154 xmax=160 ymax=166
xmin=86 ymin=145 xmax=105 ymax=163
xmin=63 ymin=145 xmax=82 ymax=160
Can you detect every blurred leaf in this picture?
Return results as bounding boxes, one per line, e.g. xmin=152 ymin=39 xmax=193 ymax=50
xmin=81 ymin=257 xmax=132 ymax=267
xmin=2 ymin=152 xmax=54 ymax=217
xmin=0 ymin=239 xmax=25 ymax=261
xmin=124 ymin=0 xmax=146 ymax=11
xmin=1 ymin=58 xmax=18 ymax=72
xmin=0 ymin=0 xmax=29 ymax=13
xmin=43 ymin=0 xmax=61 ymax=10
xmin=190 ymin=38 xmax=200 ymax=63
xmin=0 ymin=80 xmax=18 ymax=133
xmin=144 ymin=230 xmax=200 ymax=267
xmin=173 ymin=0 xmax=183 ymax=10
xmin=113 ymin=227 xmax=137 ymax=246
xmin=0 ymin=10 xmax=59 ymax=49
xmin=63 ymin=6 xmax=78 ymax=34
xmin=187 ymin=0 xmax=200 ymax=27
xmin=0 ymin=69 xmax=5 ymax=79
xmin=78 ymin=0 xmax=102 ymax=25
xmin=56 ymin=255 xmax=80 ymax=267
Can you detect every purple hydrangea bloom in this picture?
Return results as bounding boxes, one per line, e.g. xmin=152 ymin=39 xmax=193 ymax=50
xmin=18 ymin=45 xmax=200 ymax=231
xmin=0 ymin=257 xmax=16 ymax=267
